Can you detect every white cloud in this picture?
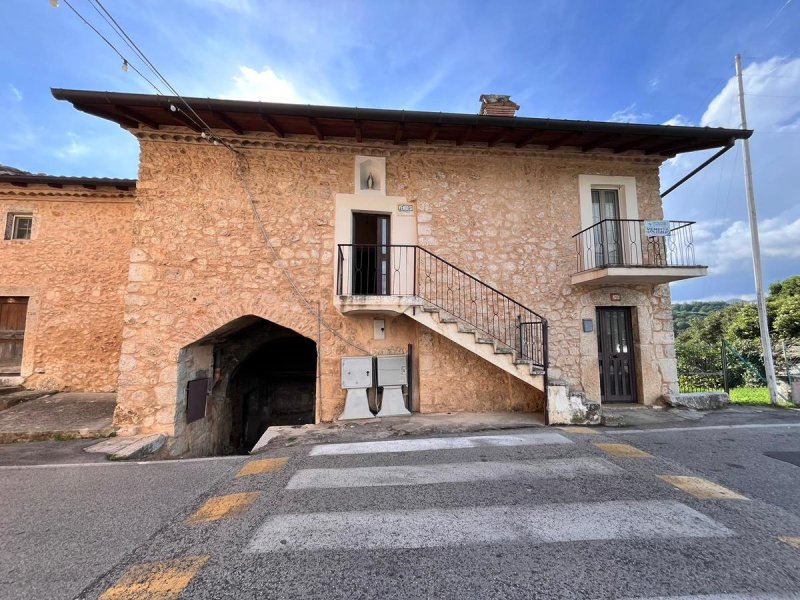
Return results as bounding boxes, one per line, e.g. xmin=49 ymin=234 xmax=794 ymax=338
xmin=676 ymin=293 xmax=756 ymax=303
xmin=609 ymin=103 xmax=652 ymax=123
xmin=662 ymin=114 xmax=693 ymax=127
xmin=701 ymin=56 xmax=800 ymax=130
xmin=8 ymin=84 xmax=22 ymax=101
xmin=223 ymin=66 xmax=321 ymax=104
xmin=648 ymin=77 xmax=661 ymax=91
xmin=691 ymin=216 xmax=800 ymax=275
xmin=55 ymin=132 xmax=90 ymax=160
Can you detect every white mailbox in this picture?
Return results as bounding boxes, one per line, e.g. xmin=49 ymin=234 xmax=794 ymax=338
xmin=341 ymin=356 xmax=374 ymax=389
xmin=376 ymin=355 xmax=408 ymax=387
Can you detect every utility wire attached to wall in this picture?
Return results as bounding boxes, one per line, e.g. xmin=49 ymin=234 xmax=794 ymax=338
xmin=54 ymin=0 xmax=371 ymax=356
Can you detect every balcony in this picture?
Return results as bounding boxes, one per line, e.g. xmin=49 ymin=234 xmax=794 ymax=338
xmin=571 ymin=219 xmax=707 ymax=285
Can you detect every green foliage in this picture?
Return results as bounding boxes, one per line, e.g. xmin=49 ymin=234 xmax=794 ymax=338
xmin=674 ymin=275 xmax=800 ymax=390
xmin=729 ymin=387 xmax=771 ymax=404
xmin=671 ymin=301 xmax=729 ymax=336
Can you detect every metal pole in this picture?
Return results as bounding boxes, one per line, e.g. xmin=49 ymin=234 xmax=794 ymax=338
xmin=721 ymin=339 xmax=730 ymax=394
xmin=735 ymin=53 xmax=779 ymax=405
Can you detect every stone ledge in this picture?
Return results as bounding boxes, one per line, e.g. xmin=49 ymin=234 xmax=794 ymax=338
xmin=547 ymin=384 xmax=601 ymax=425
xmin=662 ymin=392 xmax=730 ymax=410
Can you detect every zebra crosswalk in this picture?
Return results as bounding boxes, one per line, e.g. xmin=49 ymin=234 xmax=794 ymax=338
xmin=250 ymin=430 xmax=739 ymax=559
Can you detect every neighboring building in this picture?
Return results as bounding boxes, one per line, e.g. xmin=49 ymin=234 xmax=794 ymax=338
xmin=0 ymin=170 xmax=135 ymax=391
xmin=2 ymin=90 xmax=749 ymax=456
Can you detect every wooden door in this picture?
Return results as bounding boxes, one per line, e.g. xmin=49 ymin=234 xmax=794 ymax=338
xmin=597 ymin=307 xmax=637 ymax=403
xmin=0 ymin=297 xmax=28 ymax=374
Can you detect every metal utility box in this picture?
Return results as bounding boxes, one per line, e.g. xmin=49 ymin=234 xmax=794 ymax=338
xmin=376 ymin=355 xmax=408 ymax=387
xmin=341 ymin=356 xmax=374 ymax=389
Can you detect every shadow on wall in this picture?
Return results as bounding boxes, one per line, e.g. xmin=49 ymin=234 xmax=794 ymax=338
xmin=178 ymin=315 xmax=317 ymax=456
xmin=228 ymin=336 xmax=316 ymax=452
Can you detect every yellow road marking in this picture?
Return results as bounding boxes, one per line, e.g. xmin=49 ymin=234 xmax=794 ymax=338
xmin=778 ymin=536 xmax=800 ymax=549
xmin=595 ymin=443 xmax=653 ymax=458
xmin=237 ymin=457 xmax=289 ymax=477
xmin=100 ymin=555 xmax=209 ymax=600
xmin=658 ymin=475 xmax=750 ymax=500
xmin=560 ymin=426 xmax=599 ymax=435
xmin=186 ymin=492 xmax=261 ymax=524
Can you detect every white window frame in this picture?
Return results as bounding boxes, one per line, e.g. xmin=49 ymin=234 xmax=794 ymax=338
xmin=5 ymin=213 xmax=33 ymax=241
xmin=578 ymin=175 xmax=639 ymax=231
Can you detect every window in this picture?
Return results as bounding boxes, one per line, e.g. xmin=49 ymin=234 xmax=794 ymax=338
xmin=5 ymin=213 xmax=33 ymax=240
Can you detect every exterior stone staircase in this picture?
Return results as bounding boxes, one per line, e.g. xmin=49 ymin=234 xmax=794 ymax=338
xmin=408 ymin=304 xmax=546 ymax=393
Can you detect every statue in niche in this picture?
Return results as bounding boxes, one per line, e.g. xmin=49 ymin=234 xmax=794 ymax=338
xmin=366 ymin=172 xmax=375 ymax=190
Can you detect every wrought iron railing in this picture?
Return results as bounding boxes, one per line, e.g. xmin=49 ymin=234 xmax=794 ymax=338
xmin=573 ymin=219 xmax=699 ymax=273
xmin=336 ymin=244 xmax=547 ymax=369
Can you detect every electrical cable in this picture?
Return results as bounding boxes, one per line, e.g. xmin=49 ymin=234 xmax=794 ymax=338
xmin=59 ymin=0 xmax=371 ymax=355
xmin=61 ymin=0 xmax=164 ymax=94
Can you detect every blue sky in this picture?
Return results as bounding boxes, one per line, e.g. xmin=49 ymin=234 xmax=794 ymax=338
xmin=2 ymin=0 xmax=798 ymax=302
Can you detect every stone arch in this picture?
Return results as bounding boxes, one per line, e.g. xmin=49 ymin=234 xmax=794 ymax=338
xmin=174 ymin=315 xmax=317 ymax=456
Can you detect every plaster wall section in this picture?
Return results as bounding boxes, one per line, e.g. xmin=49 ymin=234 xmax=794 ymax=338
xmin=0 ymin=185 xmax=134 ymax=391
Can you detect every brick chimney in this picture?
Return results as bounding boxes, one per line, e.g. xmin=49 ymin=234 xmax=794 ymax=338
xmin=479 ymin=94 xmax=520 ymax=117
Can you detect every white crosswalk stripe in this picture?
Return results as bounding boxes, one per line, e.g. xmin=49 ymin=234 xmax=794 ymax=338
xmin=628 ymin=596 xmax=800 ymax=600
xmin=247 ymin=500 xmax=732 ymax=552
xmin=286 ymin=457 xmax=623 ymax=489
xmin=308 ymin=431 xmax=572 ymax=456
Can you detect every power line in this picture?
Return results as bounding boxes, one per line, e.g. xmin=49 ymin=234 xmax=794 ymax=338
xmin=56 ymin=0 xmax=370 ymax=355
xmin=60 ymin=0 xmax=163 ymax=94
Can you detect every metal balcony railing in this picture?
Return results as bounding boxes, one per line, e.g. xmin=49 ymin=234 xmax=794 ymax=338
xmin=573 ymin=219 xmax=699 ymax=273
xmin=336 ymin=243 xmax=548 ymax=369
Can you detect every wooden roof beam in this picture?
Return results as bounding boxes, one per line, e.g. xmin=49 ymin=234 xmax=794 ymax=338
xmin=213 ymin=111 xmax=244 ymax=135
xmin=581 ymin=134 xmax=617 ymax=152
xmin=166 ymin=107 xmax=203 ymax=133
xmin=646 ymin=138 xmax=697 ymax=156
xmin=308 ymin=117 xmax=324 ymax=140
xmin=515 ymin=131 xmax=541 ymax=148
xmin=547 ymin=132 xmax=579 ymax=150
xmin=79 ymin=105 xmax=139 ymax=130
xmin=426 ymin=125 xmax=440 ymax=144
xmin=456 ymin=126 xmax=473 ymax=146
xmin=114 ymin=105 xmax=160 ymax=130
xmin=612 ymin=137 xmax=650 ymax=153
xmin=487 ymin=129 xmax=510 ymax=148
xmin=260 ymin=114 xmax=284 ymax=138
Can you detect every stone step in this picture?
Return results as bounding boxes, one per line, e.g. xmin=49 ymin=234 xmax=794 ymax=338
xmin=421 ymin=305 xmax=440 ymax=313
xmin=456 ymin=324 xmax=476 ymax=334
xmin=439 ymin=315 xmax=458 ymax=324
xmin=0 ymin=386 xmax=24 ymax=397
xmin=494 ymin=346 xmax=513 ymax=355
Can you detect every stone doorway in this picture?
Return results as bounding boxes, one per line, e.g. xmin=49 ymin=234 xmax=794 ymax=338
xmin=177 ymin=316 xmax=317 ymax=456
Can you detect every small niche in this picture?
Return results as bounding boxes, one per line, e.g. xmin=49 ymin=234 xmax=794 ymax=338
xmin=355 ymin=156 xmax=386 ymax=195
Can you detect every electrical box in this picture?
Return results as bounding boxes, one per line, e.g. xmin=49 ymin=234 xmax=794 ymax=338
xmin=373 ymin=319 xmax=385 ymax=340
xmin=376 ymin=355 xmax=408 ymax=387
xmin=341 ymin=356 xmax=374 ymax=389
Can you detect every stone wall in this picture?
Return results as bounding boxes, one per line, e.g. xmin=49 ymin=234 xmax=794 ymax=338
xmin=117 ymin=129 xmax=674 ymax=445
xmin=0 ymin=184 xmax=134 ymax=391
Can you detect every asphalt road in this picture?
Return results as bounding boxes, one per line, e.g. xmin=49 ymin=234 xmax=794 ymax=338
xmin=2 ymin=418 xmax=800 ymax=599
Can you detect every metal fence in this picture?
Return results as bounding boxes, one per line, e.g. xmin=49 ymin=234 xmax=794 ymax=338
xmin=677 ymin=338 xmax=799 ymax=402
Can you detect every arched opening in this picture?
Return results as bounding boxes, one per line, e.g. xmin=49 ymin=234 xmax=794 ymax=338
xmin=176 ymin=316 xmax=317 ymax=456
xmin=228 ymin=335 xmax=316 ymax=453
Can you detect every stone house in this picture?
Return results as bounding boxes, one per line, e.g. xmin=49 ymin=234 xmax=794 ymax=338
xmin=1 ymin=91 xmax=748 ymax=456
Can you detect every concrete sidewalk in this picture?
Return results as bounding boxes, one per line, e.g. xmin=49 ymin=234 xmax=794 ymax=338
xmin=0 ymin=393 xmax=115 ymax=444
xmin=252 ymin=411 xmax=546 ymax=453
